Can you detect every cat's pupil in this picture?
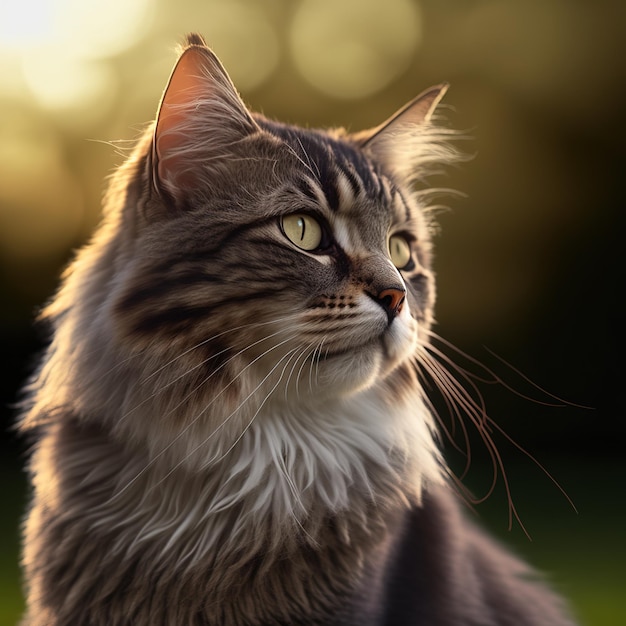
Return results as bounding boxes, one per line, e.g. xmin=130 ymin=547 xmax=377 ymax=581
xmin=296 ymin=218 xmax=305 ymax=240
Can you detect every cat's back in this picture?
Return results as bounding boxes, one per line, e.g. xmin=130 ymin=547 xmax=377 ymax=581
xmin=334 ymin=487 xmax=577 ymax=626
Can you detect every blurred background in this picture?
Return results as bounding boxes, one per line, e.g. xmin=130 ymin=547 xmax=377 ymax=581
xmin=1 ymin=0 xmax=624 ymax=623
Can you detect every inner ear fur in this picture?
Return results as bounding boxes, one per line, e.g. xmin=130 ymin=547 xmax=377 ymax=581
xmin=152 ymin=36 xmax=259 ymax=205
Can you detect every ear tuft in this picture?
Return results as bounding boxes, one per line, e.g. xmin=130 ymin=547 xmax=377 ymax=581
xmin=152 ymin=37 xmax=258 ymax=206
xmin=184 ymin=32 xmax=207 ymax=48
xmin=357 ymin=84 xmax=459 ymax=183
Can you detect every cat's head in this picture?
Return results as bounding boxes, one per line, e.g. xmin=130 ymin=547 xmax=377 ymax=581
xmin=102 ymin=34 xmax=453 ymax=402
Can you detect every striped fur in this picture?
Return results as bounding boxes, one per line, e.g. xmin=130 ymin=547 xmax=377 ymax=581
xmin=19 ymin=35 xmax=577 ymax=625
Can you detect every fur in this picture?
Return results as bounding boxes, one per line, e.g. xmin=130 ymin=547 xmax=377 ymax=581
xmin=19 ymin=34 xmax=577 ymax=625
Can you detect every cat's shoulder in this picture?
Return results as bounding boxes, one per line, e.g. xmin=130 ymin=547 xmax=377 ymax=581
xmin=365 ymin=486 xmax=578 ymax=626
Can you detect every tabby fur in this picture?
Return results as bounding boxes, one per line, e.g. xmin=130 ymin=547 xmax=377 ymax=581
xmin=19 ymin=34 xmax=577 ymax=625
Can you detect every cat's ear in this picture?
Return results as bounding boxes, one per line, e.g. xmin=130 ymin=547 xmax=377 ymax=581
xmin=152 ymin=34 xmax=259 ymax=205
xmin=356 ymin=84 xmax=451 ymax=181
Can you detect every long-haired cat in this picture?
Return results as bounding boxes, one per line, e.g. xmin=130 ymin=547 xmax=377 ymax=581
xmin=18 ymin=34 xmax=577 ymax=625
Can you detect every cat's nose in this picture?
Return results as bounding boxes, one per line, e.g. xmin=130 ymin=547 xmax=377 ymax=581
xmin=375 ymin=287 xmax=406 ymax=321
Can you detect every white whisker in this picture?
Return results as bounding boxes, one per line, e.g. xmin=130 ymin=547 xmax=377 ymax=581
xmin=118 ymin=318 xmax=299 ymax=424
xmin=293 ymin=341 xmax=322 ymax=399
xmin=113 ymin=332 xmax=299 ymax=498
xmin=313 ymin=338 xmax=326 ymax=391
xmin=212 ymin=348 xmax=301 ymax=465
xmin=416 ymin=332 xmax=579 ymax=538
xmin=141 ymin=315 xmax=299 ymax=385
xmin=153 ymin=347 xmax=300 ymax=489
xmin=283 ymin=342 xmax=315 ymax=402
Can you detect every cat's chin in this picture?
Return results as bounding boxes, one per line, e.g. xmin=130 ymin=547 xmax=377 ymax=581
xmin=316 ymin=331 xmax=417 ymax=396
xmin=316 ymin=346 xmax=383 ymax=395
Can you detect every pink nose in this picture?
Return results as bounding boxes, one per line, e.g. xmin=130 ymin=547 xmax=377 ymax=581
xmin=377 ymin=287 xmax=405 ymax=318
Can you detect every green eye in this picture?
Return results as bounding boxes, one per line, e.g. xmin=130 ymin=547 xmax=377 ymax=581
xmin=281 ymin=213 xmax=323 ymax=251
xmin=389 ymin=235 xmax=412 ymax=269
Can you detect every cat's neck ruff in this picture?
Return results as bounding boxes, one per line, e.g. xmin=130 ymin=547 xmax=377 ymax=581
xmin=101 ymin=383 xmax=444 ymax=573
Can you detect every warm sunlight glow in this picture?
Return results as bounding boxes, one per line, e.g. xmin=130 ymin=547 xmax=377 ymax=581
xmin=0 ymin=0 xmax=56 ymax=51
xmin=0 ymin=0 xmax=152 ymax=56
xmin=0 ymin=0 xmax=152 ymax=114
xmin=0 ymin=111 xmax=84 ymax=261
xmin=22 ymin=54 xmax=117 ymax=118
xmin=0 ymin=0 xmax=152 ymax=263
xmin=290 ymin=0 xmax=421 ymax=99
xmin=156 ymin=0 xmax=280 ymax=92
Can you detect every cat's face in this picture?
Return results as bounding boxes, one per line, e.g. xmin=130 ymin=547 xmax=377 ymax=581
xmin=109 ymin=40 xmax=443 ymax=411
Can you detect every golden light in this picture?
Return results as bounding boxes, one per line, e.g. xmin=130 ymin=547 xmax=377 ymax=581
xmin=0 ymin=0 xmax=152 ymax=56
xmin=154 ymin=0 xmax=280 ymax=92
xmin=0 ymin=0 xmax=152 ymax=115
xmin=290 ymin=0 xmax=422 ymax=99
xmin=0 ymin=0 xmax=56 ymax=51
xmin=0 ymin=109 xmax=84 ymax=261
xmin=0 ymin=0 xmax=152 ymax=263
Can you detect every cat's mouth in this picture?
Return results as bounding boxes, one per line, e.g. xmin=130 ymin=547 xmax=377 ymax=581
xmin=318 ymin=340 xmax=379 ymax=361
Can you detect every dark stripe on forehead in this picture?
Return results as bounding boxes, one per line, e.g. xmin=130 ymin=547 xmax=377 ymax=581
xmin=332 ymin=141 xmax=381 ymax=199
xmin=258 ymin=120 xmax=338 ymax=210
xmin=296 ymin=176 xmax=319 ymax=202
xmin=259 ymin=117 xmax=384 ymax=210
xmin=293 ymin=134 xmax=340 ymax=211
xmin=319 ymin=164 xmax=340 ymax=212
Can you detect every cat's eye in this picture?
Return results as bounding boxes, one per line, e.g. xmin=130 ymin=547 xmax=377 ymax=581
xmin=388 ymin=235 xmax=412 ymax=269
xmin=281 ymin=213 xmax=323 ymax=251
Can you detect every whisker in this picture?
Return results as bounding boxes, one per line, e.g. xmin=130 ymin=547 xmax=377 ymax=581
xmin=94 ymin=316 xmax=293 ymax=384
xmin=415 ymin=353 xmax=470 ymax=463
xmin=212 ymin=348 xmax=302 ymax=465
xmin=425 ymin=329 xmax=591 ymax=409
xmin=153 ymin=347 xmax=300 ymax=489
xmin=219 ymin=349 xmax=320 ymax=546
xmin=420 ymin=332 xmax=579 ymax=538
xmin=294 ymin=341 xmax=323 ymax=399
xmin=141 ymin=315 xmax=299 ymax=385
xmin=283 ymin=343 xmax=316 ymax=402
xmin=118 ymin=318 xmax=299 ymax=424
xmin=482 ymin=345 xmax=594 ymax=411
xmin=486 ymin=416 xmax=578 ymax=515
xmin=418 ymin=343 xmax=529 ymax=538
xmin=424 ymin=342 xmax=489 ymax=427
xmin=313 ymin=338 xmax=327 ymax=391
xmin=112 ymin=332 xmax=299 ymax=498
xmin=417 ymin=347 xmax=486 ymax=483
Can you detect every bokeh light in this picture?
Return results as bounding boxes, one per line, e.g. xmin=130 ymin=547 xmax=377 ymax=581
xmin=1 ymin=0 xmax=152 ymax=116
xmin=157 ymin=0 xmax=280 ymax=92
xmin=0 ymin=107 xmax=84 ymax=261
xmin=21 ymin=54 xmax=118 ymax=120
xmin=290 ymin=0 xmax=421 ymax=99
xmin=0 ymin=0 xmax=56 ymax=51
xmin=0 ymin=0 xmax=152 ymax=56
xmin=0 ymin=0 xmax=153 ymax=264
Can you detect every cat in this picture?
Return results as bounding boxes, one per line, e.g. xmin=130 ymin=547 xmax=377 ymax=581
xmin=18 ymin=33 xmax=578 ymax=626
